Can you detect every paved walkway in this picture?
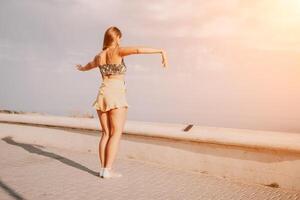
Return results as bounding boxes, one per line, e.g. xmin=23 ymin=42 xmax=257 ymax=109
xmin=0 ymin=127 xmax=299 ymax=199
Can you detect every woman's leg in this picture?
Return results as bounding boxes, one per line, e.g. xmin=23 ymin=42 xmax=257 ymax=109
xmin=96 ymin=109 xmax=111 ymax=168
xmin=104 ymin=106 xmax=128 ymax=168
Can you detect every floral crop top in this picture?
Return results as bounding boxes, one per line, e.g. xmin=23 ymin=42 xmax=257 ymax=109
xmin=98 ymin=58 xmax=127 ymax=76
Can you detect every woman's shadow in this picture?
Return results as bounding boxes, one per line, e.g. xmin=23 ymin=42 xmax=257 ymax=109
xmin=1 ymin=136 xmax=99 ymax=177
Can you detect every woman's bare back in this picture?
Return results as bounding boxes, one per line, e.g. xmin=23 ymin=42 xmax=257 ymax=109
xmin=100 ymin=46 xmax=123 ymax=66
xmin=99 ymin=46 xmax=125 ymax=80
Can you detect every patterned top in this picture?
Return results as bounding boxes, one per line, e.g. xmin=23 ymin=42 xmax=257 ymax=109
xmin=98 ymin=58 xmax=127 ymax=76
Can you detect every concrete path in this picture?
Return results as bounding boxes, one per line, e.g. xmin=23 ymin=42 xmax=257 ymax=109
xmin=0 ymin=124 xmax=299 ymax=200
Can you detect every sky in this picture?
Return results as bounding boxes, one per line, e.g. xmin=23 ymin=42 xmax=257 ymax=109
xmin=1 ymin=0 xmax=300 ymax=133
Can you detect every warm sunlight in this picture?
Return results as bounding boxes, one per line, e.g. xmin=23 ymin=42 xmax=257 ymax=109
xmin=2 ymin=1 xmax=300 ymax=195
xmin=278 ymin=0 xmax=300 ymax=14
xmin=2 ymin=0 xmax=300 ymax=134
xmin=273 ymin=0 xmax=300 ymax=24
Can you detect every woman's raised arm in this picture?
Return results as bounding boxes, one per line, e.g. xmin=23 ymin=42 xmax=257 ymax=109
xmin=118 ymin=46 xmax=163 ymax=56
xmin=118 ymin=46 xmax=168 ymax=67
xmin=75 ymin=53 xmax=101 ymax=71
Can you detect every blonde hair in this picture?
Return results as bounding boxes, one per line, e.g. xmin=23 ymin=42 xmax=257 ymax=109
xmin=102 ymin=26 xmax=122 ymax=51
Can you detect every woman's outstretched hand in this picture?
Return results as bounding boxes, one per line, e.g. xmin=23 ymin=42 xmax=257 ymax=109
xmin=75 ymin=64 xmax=84 ymax=71
xmin=161 ymin=50 xmax=168 ymax=68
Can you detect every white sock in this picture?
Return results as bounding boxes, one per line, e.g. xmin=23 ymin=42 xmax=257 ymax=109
xmin=100 ymin=167 xmax=105 ymax=176
xmin=102 ymin=168 xmax=111 ymax=177
xmin=102 ymin=167 xmax=122 ymax=178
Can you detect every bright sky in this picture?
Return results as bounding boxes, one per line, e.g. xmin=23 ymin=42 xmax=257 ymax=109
xmin=1 ymin=0 xmax=300 ymax=133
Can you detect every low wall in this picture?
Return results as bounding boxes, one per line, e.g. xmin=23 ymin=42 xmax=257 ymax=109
xmin=0 ymin=113 xmax=299 ymax=191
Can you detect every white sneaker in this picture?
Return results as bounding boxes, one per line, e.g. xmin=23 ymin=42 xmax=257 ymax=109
xmin=99 ymin=167 xmax=104 ymax=177
xmin=101 ymin=168 xmax=123 ymax=179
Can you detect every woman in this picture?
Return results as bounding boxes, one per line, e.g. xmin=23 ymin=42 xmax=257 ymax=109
xmin=75 ymin=26 xmax=168 ymax=179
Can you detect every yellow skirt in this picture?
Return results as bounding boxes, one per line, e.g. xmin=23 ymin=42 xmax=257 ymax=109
xmin=92 ymin=79 xmax=130 ymax=112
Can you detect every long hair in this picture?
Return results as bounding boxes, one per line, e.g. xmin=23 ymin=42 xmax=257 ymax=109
xmin=102 ymin=26 xmax=122 ymax=51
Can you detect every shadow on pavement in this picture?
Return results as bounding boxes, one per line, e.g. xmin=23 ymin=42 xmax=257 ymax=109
xmin=0 ymin=178 xmax=27 ymax=200
xmin=1 ymin=136 xmax=99 ymax=177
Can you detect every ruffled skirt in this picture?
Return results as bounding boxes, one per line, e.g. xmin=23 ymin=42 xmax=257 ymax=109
xmin=92 ymin=78 xmax=130 ymax=112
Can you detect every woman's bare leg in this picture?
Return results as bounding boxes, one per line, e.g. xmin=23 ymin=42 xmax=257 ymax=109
xmin=104 ymin=106 xmax=128 ymax=168
xmin=96 ymin=109 xmax=111 ymax=168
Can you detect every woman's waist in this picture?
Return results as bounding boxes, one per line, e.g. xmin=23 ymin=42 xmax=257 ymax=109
xmin=100 ymin=78 xmax=126 ymax=88
xmin=102 ymin=74 xmax=125 ymax=81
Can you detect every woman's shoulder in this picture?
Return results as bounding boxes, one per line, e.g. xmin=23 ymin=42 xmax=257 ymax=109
xmin=118 ymin=46 xmax=139 ymax=56
xmin=97 ymin=48 xmax=124 ymax=66
xmin=96 ymin=50 xmax=106 ymax=66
